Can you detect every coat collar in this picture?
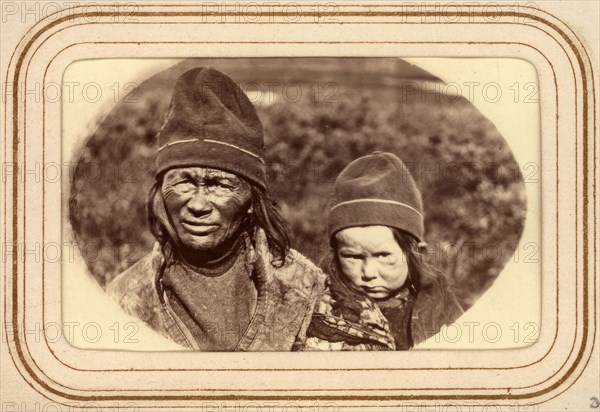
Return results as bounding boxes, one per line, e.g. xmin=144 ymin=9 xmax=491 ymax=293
xmin=150 ymin=228 xmax=273 ymax=350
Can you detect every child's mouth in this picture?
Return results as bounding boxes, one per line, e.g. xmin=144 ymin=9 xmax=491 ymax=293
xmin=362 ymin=286 xmax=387 ymax=293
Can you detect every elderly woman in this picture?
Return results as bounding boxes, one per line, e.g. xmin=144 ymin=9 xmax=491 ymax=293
xmin=301 ymin=152 xmax=463 ymax=351
xmin=108 ymin=67 xmax=324 ymax=351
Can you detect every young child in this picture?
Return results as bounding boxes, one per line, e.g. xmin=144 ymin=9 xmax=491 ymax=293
xmin=303 ymin=152 xmax=463 ymax=351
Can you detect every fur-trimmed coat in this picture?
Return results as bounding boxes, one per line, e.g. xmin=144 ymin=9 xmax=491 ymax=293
xmin=107 ymin=229 xmax=325 ymax=351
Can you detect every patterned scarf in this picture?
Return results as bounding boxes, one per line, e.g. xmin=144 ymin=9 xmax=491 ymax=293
xmin=307 ymin=257 xmax=416 ymax=350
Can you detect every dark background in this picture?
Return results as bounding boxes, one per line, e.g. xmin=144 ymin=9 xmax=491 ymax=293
xmin=68 ymin=58 xmax=527 ymax=310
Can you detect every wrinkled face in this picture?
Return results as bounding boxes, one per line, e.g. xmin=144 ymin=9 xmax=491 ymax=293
xmin=161 ymin=167 xmax=251 ymax=252
xmin=335 ymin=225 xmax=409 ymax=300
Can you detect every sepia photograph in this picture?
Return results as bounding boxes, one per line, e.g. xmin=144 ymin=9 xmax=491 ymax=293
xmin=65 ymin=58 xmax=529 ymax=352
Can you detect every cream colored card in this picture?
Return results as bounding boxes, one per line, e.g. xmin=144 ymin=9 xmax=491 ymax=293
xmin=1 ymin=1 xmax=598 ymax=411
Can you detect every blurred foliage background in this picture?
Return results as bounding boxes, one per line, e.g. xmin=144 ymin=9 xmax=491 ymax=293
xmin=69 ymin=58 xmax=527 ymax=309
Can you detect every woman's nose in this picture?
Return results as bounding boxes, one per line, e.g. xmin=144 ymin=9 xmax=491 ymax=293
xmin=362 ymin=259 xmax=379 ymax=281
xmin=187 ymin=190 xmax=212 ymax=215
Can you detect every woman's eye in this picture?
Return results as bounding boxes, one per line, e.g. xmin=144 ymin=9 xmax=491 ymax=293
xmin=206 ymin=179 xmax=234 ymax=190
xmin=173 ymin=179 xmax=195 ymax=191
xmin=176 ymin=179 xmax=192 ymax=186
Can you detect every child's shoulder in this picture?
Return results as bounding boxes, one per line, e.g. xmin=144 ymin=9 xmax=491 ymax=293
xmin=304 ymin=278 xmax=396 ymax=351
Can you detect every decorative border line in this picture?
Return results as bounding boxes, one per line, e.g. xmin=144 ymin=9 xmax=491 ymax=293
xmin=41 ymin=40 xmax=561 ymax=379
xmin=4 ymin=9 xmax=588 ymax=402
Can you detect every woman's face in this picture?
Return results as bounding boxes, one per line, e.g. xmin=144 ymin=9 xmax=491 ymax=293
xmin=161 ymin=167 xmax=251 ymax=253
xmin=335 ymin=225 xmax=409 ymax=300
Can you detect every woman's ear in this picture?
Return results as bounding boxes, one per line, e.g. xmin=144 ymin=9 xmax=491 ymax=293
xmin=248 ymin=204 xmax=253 ymax=214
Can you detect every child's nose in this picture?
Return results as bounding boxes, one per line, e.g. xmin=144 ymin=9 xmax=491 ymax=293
xmin=362 ymin=259 xmax=379 ymax=281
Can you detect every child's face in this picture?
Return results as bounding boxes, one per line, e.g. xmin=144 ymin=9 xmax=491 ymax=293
xmin=335 ymin=225 xmax=409 ymax=300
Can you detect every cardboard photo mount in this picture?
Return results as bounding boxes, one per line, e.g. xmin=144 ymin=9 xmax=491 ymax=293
xmin=1 ymin=2 xmax=597 ymax=411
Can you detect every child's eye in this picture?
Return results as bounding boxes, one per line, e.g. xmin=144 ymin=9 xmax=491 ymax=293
xmin=376 ymin=253 xmax=397 ymax=264
xmin=340 ymin=253 xmax=361 ymax=260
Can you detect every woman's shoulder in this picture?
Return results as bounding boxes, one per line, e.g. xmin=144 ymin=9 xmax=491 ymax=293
xmin=253 ymin=228 xmax=326 ymax=292
xmin=106 ymin=245 xmax=162 ymax=305
xmin=267 ymin=247 xmax=327 ymax=296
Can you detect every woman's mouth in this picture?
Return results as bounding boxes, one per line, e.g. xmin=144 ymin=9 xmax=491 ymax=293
xmin=181 ymin=221 xmax=219 ymax=235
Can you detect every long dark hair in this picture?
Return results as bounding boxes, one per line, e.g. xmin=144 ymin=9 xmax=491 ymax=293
xmin=389 ymin=228 xmax=442 ymax=293
xmin=329 ymin=227 xmax=442 ymax=295
xmin=147 ymin=177 xmax=290 ymax=267
xmin=247 ymin=185 xmax=290 ymax=266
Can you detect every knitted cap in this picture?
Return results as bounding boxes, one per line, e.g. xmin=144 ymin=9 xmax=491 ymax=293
xmin=156 ymin=67 xmax=266 ymax=189
xmin=328 ymin=152 xmax=424 ymax=242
